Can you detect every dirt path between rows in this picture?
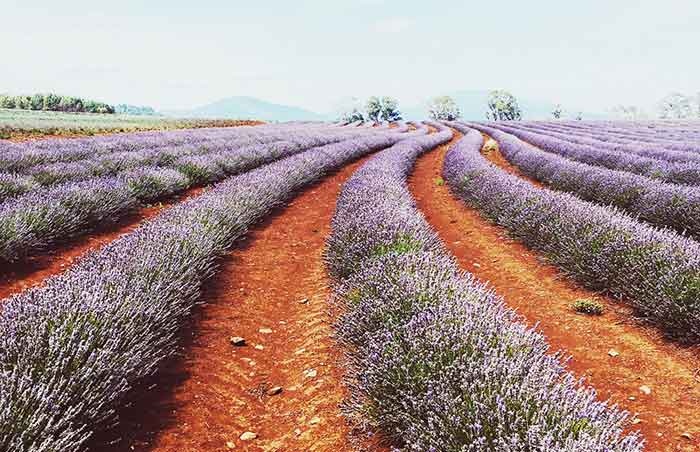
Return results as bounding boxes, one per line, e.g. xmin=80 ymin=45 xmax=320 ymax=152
xmin=109 ymin=157 xmax=384 ymax=452
xmin=0 ymin=187 xmax=204 ymax=301
xmin=479 ymin=133 xmax=544 ymax=188
xmin=410 ymin=131 xmax=700 ymax=452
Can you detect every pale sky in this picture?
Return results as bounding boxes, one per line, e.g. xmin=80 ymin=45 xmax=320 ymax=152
xmin=2 ymin=0 xmax=698 ymax=114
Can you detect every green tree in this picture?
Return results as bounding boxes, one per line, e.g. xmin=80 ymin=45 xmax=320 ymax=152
xmin=30 ymin=94 xmax=44 ymax=110
xmin=428 ymin=96 xmax=461 ymax=121
xmin=43 ymin=93 xmax=61 ymax=111
xmin=17 ymin=96 xmax=32 ymax=110
xmin=0 ymin=95 xmax=15 ymax=109
xmin=486 ymin=90 xmax=522 ymax=121
xmin=552 ymin=104 xmax=563 ymax=119
xmin=366 ymin=96 xmax=402 ymax=122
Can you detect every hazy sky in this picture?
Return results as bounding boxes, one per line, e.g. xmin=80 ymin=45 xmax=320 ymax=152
xmin=2 ymin=0 xmax=698 ymax=113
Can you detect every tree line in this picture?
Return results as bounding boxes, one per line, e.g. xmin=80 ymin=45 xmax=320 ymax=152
xmin=0 ymin=93 xmax=116 ymax=114
xmin=341 ymin=90 xmax=700 ymax=123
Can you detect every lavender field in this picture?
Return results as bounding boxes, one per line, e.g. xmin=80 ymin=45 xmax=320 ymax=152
xmin=1 ymin=118 xmax=700 ymax=452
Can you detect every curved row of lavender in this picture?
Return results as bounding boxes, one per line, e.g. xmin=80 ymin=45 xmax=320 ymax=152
xmin=545 ymin=121 xmax=700 ymax=144
xmin=324 ymin=123 xmax=641 ymax=451
xmin=538 ymin=120 xmax=700 ymax=142
xmin=0 ymin=135 xmax=277 ymax=200
xmin=0 ymin=125 xmax=264 ymax=170
xmin=499 ymin=122 xmax=700 ymax=163
xmin=468 ymin=123 xmax=700 ymax=238
xmin=546 ymin=120 xmax=700 ymax=141
xmin=0 ymin=122 xmax=332 ymax=171
xmin=522 ymin=121 xmax=700 ymax=152
xmin=445 ymin=123 xmax=700 ymax=341
xmin=478 ymin=122 xmax=700 ymax=186
xmin=0 ymin=124 xmax=393 ymax=200
xmin=0 ymin=125 xmax=410 ymax=263
xmin=0 ymin=127 xmax=413 ymax=452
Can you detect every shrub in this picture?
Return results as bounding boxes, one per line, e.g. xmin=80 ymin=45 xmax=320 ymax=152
xmin=572 ymin=298 xmax=604 ymax=315
xmin=482 ymin=138 xmax=498 ymax=153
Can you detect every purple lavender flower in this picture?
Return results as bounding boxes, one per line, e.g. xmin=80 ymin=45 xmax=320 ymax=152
xmin=325 ymin=121 xmax=641 ymax=451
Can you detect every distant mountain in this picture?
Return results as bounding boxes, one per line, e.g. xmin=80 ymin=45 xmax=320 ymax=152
xmin=166 ymin=92 xmax=604 ymax=123
xmin=167 ymin=96 xmax=326 ymax=122
xmin=402 ymin=90 xmax=602 ymax=121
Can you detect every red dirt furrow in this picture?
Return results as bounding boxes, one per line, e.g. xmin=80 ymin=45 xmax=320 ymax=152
xmin=109 ymin=156 xmax=385 ymax=452
xmin=410 ymin=131 xmax=700 ymax=452
xmin=0 ymin=187 xmax=204 ymax=300
xmin=479 ymin=133 xmax=544 ymax=188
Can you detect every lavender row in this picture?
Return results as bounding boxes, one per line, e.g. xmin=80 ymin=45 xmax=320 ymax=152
xmin=473 ymin=123 xmax=700 ymax=238
xmin=0 ymin=130 xmax=384 ymax=263
xmin=479 ymin=122 xmax=700 ymax=186
xmin=324 ymin=123 xmax=640 ymax=451
xmin=548 ymin=121 xmax=700 ymax=144
xmin=0 ymin=122 xmax=322 ymax=172
xmin=445 ymin=122 xmax=700 ymax=341
xmin=0 ymin=134 xmax=282 ymax=200
xmin=503 ymin=122 xmax=700 ymax=163
xmin=546 ymin=120 xmax=700 ymax=141
xmin=0 ymin=121 xmax=373 ymax=174
xmin=528 ymin=121 xmax=700 ymax=152
xmin=0 ymin=124 xmax=262 ymax=171
xmin=0 ymin=124 xmax=391 ymax=200
xmin=0 ymin=129 xmax=406 ymax=452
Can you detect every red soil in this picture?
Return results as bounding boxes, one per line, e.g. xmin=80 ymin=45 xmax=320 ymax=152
xmin=479 ymin=133 xmax=544 ymax=188
xmin=410 ymin=131 xmax=700 ymax=452
xmin=0 ymin=187 xmax=204 ymax=301
xmin=108 ymin=157 xmax=386 ymax=452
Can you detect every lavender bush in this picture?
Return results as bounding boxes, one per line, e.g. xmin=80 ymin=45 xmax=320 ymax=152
xmin=0 ymin=129 xmax=407 ymax=452
xmin=0 ymin=174 xmax=38 ymax=199
xmin=325 ymin=123 xmax=641 ymax=451
xmin=118 ymin=167 xmax=190 ymax=202
xmin=445 ymin=123 xmax=700 ymax=340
